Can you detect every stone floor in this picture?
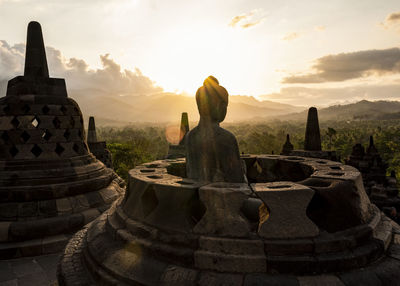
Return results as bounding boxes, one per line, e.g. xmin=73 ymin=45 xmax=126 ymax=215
xmin=0 ymin=253 xmax=60 ymax=286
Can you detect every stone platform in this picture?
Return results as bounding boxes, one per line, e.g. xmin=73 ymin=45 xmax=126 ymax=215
xmin=0 ymin=253 xmax=60 ymax=286
xmin=58 ymin=155 xmax=400 ymax=285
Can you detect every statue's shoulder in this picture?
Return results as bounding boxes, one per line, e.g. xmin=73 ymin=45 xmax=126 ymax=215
xmin=186 ymin=126 xmax=200 ymax=143
xmin=215 ymin=126 xmax=235 ymax=139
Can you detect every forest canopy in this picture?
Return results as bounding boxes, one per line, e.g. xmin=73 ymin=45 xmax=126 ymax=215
xmin=97 ymin=119 xmax=400 ymax=182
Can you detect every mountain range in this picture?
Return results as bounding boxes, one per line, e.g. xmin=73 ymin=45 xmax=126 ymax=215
xmin=71 ymin=92 xmax=304 ymax=126
xmin=70 ymin=89 xmax=400 ymax=126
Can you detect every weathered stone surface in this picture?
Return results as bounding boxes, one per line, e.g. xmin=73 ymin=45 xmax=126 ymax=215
xmin=244 ymin=274 xmax=299 ymax=286
xmin=197 ymin=271 xmax=243 ymax=286
xmin=0 ymin=222 xmax=10 ymax=242
xmin=264 ymin=239 xmax=314 ymax=255
xmin=266 ymin=255 xmax=319 ymax=275
xmin=194 ymin=182 xmax=251 ymax=237
xmin=303 ymin=174 xmax=373 ymax=232
xmin=253 ymin=182 xmax=319 ymax=239
xmin=338 ymin=269 xmax=383 ymax=286
xmin=82 ymin=208 xmax=101 ymax=224
xmin=372 ymin=215 xmax=392 ymax=251
xmin=313 ymin=235 xmax=355 ymax=254
xmin=199 ymin=236 xmax=264 ymax=255
xmin=160 ymin=265 xmax=198 ymax=285
xmin=298 ymin=275 xmax=344 ymax=286
xmin=194 ymin=250 xmax=266 ymax=273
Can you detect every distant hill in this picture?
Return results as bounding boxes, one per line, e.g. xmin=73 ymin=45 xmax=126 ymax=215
xmin=70 ymin=91 xmax=304 ymax=125
xmin=282 ymin=100 xmax=400 ymax=121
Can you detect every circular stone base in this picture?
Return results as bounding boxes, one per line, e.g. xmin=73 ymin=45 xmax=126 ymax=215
xmin=58 ymin=212 xmax=400 ymax=286
xmin=57 ymin=156 xmax=400 ymax=285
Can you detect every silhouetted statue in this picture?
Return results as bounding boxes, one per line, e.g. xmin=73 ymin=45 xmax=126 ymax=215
xmin=179 ymin=112 xmax=189 ymax=145
xmin=282 ymin=134 xmax=294 ymax=155
xmin=304 ymin=107 xmax=322 ymax=151
xmin=186 ymin=76 xmax=245 ymax=182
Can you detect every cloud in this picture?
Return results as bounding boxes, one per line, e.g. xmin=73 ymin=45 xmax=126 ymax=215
xmin=282 ymin=32 xmax=300 ymax=41
xmin=314 ymin=25 xmax=326 ymax=32
xmin=380 ymin=11 xmax=400 ymax=33
xmin=387 ymin=12 xmax=400 ymax=22
xmin=229 ymin=9 xmax=265 ymax=29
xmin=0 ymin=40 xmax=163 ymax=97
xmin=282 ymin=47 xmax=400 ymax=84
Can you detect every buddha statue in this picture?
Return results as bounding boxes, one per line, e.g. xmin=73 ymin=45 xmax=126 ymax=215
xmin=185 ymin=76 xmax=246 ymax=182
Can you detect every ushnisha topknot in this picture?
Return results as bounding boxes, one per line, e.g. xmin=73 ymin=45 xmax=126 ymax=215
xmin=203 ymin=75 xmax=219 ymax=86
xmin=195 ymin=76 xmax=228 ymax=122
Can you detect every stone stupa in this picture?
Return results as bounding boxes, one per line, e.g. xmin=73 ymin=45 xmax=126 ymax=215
xmin=59 ymin=77 xmax=400 ymax=285
xmin=281 ymin=134 xmax=294 ymax=155
xmin=346 ymin=136 xmax=400 ymax=221
xmin=166 ymin=112 xmax=189 ymax=159
xmin=87 ymin=116 xmax=113 ymax=168
xmin=286 ymin=107 xmax=337 ymax=161
xmin=0 ymin=22 xmax=124 ymax=259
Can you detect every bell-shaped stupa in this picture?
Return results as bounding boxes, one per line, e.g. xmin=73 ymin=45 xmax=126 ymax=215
xmin=0 ymin=22 xmax=124 ymax=259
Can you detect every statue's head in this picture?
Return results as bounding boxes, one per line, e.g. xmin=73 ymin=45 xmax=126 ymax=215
xmin=195 ymin=76 xmax=228 ymax=123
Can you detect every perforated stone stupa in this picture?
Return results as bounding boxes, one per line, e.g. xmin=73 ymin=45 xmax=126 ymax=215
xmin=59 ymin=77 xmax=400 ymax=285
xmin=0 ymin=22 xmax=124 ymax=259
xmin=346 ymin=136 xmax=400 ymax=221
xmin=87 ymin=116 xmax=113 ymax=168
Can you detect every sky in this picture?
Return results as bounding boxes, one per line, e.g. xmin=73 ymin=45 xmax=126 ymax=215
xmin=0 ymin=0 xmax=399 ymax=106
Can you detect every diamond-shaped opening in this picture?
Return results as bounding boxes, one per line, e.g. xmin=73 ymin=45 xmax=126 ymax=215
xmin=55 ymin=143 xmax=65 ymax=156
xmin=20 ymin=131 xmax=31 ymax=143
xmin=52 ymin=117 xmax=61 ymax=129
xmin=42 ymin=105 xmax=50 ymax=114
xmin=22 ymin=104 xmax=30 ymax=114
xmin=64 ymin=129 xmax=71 ymax=140
xmin=73 ymin=143 xmax=79 ymax=153
xmin=31 ymin=117 xmax=40 ymax=128
xmin=70 ymin=117 xmax=75 ymax=128
xmin=31 ymin=144 xmax=42 ymax=157
xmin=9 ymin=146 xmax=18 ymax=157
xmin=60 ymin=105 xmax=67 ymax=115
xmin=141 ymin=187 xmax=159 ymax=217
xmin=11 ymin=117 xmax=19 ymax=128
xmin=1 ymin=131 xmax=9 ymax=142
xmin=42 ymin=129 xmax=52 ymax=141
xmin=3 ymin=104 xmax=10 ymax=114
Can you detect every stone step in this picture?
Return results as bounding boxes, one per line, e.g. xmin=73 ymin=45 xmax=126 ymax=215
xmin=0 ymin=233 xmax=70 ymax=259
xmin=0 ymin=171 xmax=114 ymax=202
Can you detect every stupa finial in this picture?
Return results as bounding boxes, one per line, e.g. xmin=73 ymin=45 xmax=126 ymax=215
xmin=87 ymin=116 xmax=97 ymax=143
xmin=24 ymin=21 xmax=49 ymax=78
xmin=304 ymin=107 xmax=322 ymax=151
xmin=179 ymin=112 xmax=189 ymax=145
